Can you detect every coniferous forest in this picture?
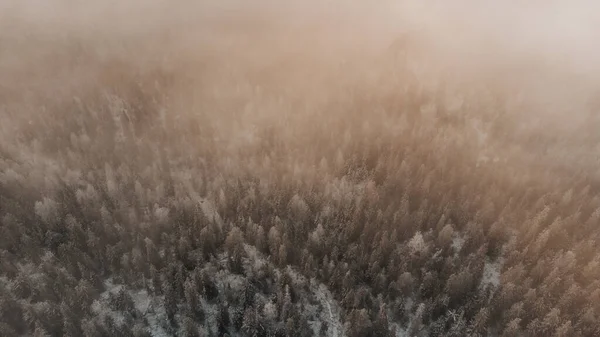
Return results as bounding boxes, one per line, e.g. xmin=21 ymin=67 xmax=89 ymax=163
xmin=2 ymin=1 xmax=600 ymax=336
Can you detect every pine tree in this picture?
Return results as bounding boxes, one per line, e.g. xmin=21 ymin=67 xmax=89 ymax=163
xmin=347 ymin=309 xmax=372 ymax=337
xmin=502 ymin=318 xmax=522 ymax=337
xmin=372 ymin=304 xmax=391 ymax=337
xmin=217 ymin=304 xmax=230 ymax=336
xmin=132 ymin=324 xmax=152 ymax=337
xmin=32 ymin=323 xmax=50 ymax=337
xmin=164 ymin=282 xmax=178 ymax=326
xmin=468 ymin=307 xmax=490 ymax=336
xmin=242 ymin=307 xmax=259 ymax=337
xmin=184 ymin=277 xmax=204 ymax=321
xmin=553 ymin=320 xmax=575 ymax=337
xmin=183 ymin=317 xmax=200 ymax=337
xmin=280 ymin=285 xmax=292 ymax=322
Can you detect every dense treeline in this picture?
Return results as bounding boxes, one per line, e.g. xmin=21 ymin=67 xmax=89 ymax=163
xmin=2 ymin=3 xmax=600 ymax=336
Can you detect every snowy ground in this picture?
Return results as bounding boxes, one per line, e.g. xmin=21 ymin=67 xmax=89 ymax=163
xmin=91 ymin=247 xmax=347 ymax=337
xmin=481 ymin=257 xmax=504 ymax=290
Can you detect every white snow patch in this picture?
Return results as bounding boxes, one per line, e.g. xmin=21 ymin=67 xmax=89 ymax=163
xmin=480 ymin=257 xmax=504 ymax=289
xmin=143 ymin=297 xmax=170 ymax=337
xmin=129 ymin=288 xmax=171 ymax=337
xmin=199 ymin=295 xmax=222 ymax=336
xmin=451 ymin=236 xmax=465 ymax=253
xmin=92 ymin=279 xmax=170 ymax=337
xmin=389 ymin=322 xmax=409 ymax=337
xmin=245 ymin=245 xmax=343 ymax=337
xmin=199 ymin=198 xmax=224 ymax=227
xmin=91 ymin=280 xmax=127 ymax=326
xmin=312 ymin=279 xmax=345 ymax=337
xmin=387 ymin=297 xmax=414 ymax=337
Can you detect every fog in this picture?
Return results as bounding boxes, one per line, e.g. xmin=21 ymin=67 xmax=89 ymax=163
xmin=2 ymin=0 xmax=600 ymax=194
xmin=3 ymin=0 xmax=599 ymax=122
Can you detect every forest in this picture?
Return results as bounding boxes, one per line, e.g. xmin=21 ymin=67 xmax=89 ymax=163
xmin=1 ymin=1 xmax=600 ymax=336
